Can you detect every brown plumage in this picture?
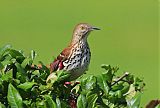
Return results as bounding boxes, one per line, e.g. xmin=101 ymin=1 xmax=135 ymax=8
xmin=50 ymin=23 xmax=100 ymax=80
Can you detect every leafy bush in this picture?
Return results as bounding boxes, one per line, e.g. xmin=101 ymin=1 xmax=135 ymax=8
xmin=0 ymin=45 xmax=145 ymax=108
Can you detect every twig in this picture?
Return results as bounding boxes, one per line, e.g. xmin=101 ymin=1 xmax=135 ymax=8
xmin=146 ymin=100 xmax=160 ymax=108
xmin=111 ymin=72 xmax=129 ymax=86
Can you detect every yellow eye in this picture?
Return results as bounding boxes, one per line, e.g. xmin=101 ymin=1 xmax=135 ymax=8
xmin=81 ymin=26 xmax=85 ymax=30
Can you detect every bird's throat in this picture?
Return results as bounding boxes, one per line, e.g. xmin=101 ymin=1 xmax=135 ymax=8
xmin=71 ymin=34 xmax=88 ymax=46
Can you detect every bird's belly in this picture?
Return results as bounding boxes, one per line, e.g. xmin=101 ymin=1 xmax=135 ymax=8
xmin=70 ymin=56 xmax=90 ymax=80
xmin=63 ymin=51 xmax=91 ymax=80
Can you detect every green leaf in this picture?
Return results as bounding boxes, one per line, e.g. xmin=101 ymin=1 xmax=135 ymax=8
xmin=7 ymin=83 xmax=23 ymax=108
xmin=101 ymin=64 xmax=110 ymax=70
xmin=1 ymin=60 xmax=13 ymax=68
xmin=87 ymin=93 xmax=98 ymax=108
xmin=6 ymin=49 xmax=25 ymax=64
xmin=56 ymin=71 xmax=71 ymax=82
xmin=23 ymin=100 xmax=31 ymax=107
xmin=1 ymin=70 xmax=12 ymax=82
xmin=8 ymin=49 xmax=23 ymax=58
xmin=40 ymin=72 xmax=47 ymax=79
xmin=18 ymin=82 xmax=36 ymax=91
xmin=121 ymin=85 xmax=130 ymax=94
xmin=81 ymin=75 xmax=97 ymax=92
xmin=46 ymin=72 xmax=58 ymax=83
xmin=36 ymin=100 xmax=46 ymax=108
xmin=127 ymin=93 xmax=141 ymax=108
xmin=30 ymin=50 xmax=36 ymax=60
xmin=0 ymin=45 xmax=12 ymax=62
xmin=21 ymin=58 xmax=32 ymax=68
xmin=97 ymin=75 xmax=109 ymax=95
xmin=102 ymin=70 xmax=112 ymax=84
xmin=0 ymin=62 xmax=4 ymax=70
xmin=134 ymin=77 xmax=145 ymax=92
xmin=111 ymin=82 xmax=124 ymax=92
xmin=126 ymin=74 xmax=134 ymax=84
xmin=31 ymin=102 xmax=36 ymax=108
xmin=116 ymin=90 xmax=122 ymax=98
xmin=39 ymin=85 xmax=47 ymax=91
xmin=77 ymin=94 xmax=87 ymax=108
xmin=44 ymin=95 xmax=57 ymax=108
xmin=155 ymin=104 xmax=160 ymax=108
xmin=15 ymin=62 xmax=27 ymax=82
xmin=0 ymin=102 xmax=6 ymax=108
xmin=56 ymin=97 xmax=61 ymax=108
xmin=15 ymin=62 xmax=25 ymax=72
xmin=0 ymin=45 xmax=12 ymax=55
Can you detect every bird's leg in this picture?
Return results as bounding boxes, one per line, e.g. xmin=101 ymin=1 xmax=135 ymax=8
xmin=64 ymin=81 xmax=80 ymax=88
xmin=64 ymin=81 xmax=72 ymax=88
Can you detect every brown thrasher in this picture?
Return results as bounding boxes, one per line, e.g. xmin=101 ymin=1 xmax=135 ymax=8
xmin=50 ymin=23 xmax=100 ymax=80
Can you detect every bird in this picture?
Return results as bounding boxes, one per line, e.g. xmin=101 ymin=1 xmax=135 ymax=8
xmin=50 ymin=23 xmax=100 ymax=80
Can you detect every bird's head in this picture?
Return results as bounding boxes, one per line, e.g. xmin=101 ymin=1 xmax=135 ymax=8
xmin=71 ymin=23 xmax=100 ymax=44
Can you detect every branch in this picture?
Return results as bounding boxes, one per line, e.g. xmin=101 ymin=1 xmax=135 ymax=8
xmin=111 ymin=72 xmax=129 ymax=86
xmin=146 ymin=100 xmax=160 ymax=108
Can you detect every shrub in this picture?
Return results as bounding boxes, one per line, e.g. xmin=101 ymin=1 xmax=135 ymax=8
xmin=0 ymin=45 xmax=145 ymax=108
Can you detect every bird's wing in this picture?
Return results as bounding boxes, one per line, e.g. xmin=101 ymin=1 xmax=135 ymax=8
xmin=50 ymin=46 xmax=72 ymax=72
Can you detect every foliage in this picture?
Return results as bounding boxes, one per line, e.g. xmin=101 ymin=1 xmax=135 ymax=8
xmin=0 ymin=45 xmax=145 ymax=108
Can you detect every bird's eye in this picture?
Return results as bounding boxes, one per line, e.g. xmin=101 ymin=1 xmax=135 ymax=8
xmin=81 ymin=26 xmax=85 ymax=30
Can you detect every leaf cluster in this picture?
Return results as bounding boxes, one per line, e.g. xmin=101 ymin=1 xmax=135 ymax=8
xmin=0 ymin=45 xmax=145 ymax=108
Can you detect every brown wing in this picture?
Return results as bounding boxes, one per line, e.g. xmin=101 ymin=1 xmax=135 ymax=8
xmin=50 ymin=46 xmax=72 ymax=73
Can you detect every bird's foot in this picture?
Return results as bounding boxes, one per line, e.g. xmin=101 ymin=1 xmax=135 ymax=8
xmin=64 ymin=81 xmax=80 ymax=88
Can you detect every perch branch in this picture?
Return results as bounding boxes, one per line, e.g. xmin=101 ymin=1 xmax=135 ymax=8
xmin=111 ymin=72 xmax=129 ymax=86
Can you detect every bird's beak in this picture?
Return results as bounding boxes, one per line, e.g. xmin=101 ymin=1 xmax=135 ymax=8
xmin=90 ymin=26 xmax=100 ymax=31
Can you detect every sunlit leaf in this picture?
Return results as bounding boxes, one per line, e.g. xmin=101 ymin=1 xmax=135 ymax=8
xmin=46 ymin=72 xmax=58 ymax=83
xmin=81 ymin=75 xmax=97 ymax=92
xmin=7 ymin=83 xmax=23 ymax=108
xmin=56 ymin=97 xmax=61 ymax=108
xmin=44 ymin=95 xmax=56 ymax=108
xmin=97 ymin=75 xmax=109 ymax=95
xmin=0 ymin=45 xmax=12 ymax=56
xmin=87 ymin=93 xmax=98 ymax=108
xmin=127 ymin=93 xmax=141 ymax=108
xmin=101 ymin=64 xmax=110 ymax=70
xmin=18 ymin=82 xmax=36 ymax=91
xmin=77 ymin=94 xmax=87 ymax=108
xmin=21 ymin=58 xmax=32 ymax=68
xmin=1 ymin=70 xmax=12 ymax=82
xmin=121 ymin=85 xmax=130 ymax=94
xmin=0 ymin=102 xmax=5 ymax=108
xmin=30 ymin=50 xmax=36 ymax=60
